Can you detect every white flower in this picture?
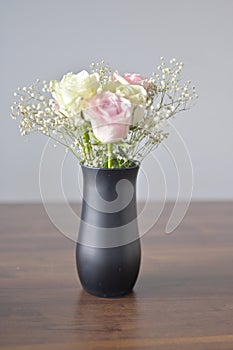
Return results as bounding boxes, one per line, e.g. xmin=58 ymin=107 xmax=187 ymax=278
xmin=50 ymin=71 xmax=100 ymax=116
xmin=116 ymin=84 xmax=147 ymax=107
xmin=132 ymin=106 xmax=146 ymax=126
xmin=102 ymin=80 xmax=121 ymax=93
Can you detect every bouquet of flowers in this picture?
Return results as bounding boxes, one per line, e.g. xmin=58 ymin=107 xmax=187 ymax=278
xmin=11 ymin=58 xmax=197 ymax=168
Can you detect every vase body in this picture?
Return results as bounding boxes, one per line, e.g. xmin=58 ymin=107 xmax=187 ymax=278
xmin=76 ymin=164 xmax=141 ymax=298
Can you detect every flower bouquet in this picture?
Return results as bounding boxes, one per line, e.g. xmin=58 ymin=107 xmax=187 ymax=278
xmin=11 ymin=58 xmax=197 ymax=298
xmin=11 ymin=58 xmax=197 ymax=169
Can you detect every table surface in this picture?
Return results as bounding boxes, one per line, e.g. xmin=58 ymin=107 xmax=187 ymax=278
xmin=0 ymin=202 xmax=233 ymax=350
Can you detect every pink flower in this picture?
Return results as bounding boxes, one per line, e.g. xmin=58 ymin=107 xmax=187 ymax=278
xmin=85 ymin=92 xmax=132 ymax=143
xmin=113 ymin=71 xmax=148 ymax=86
xmin=123 ymin=73 xmax=147 ymax=85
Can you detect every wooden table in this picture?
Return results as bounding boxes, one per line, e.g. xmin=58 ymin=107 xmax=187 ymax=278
xmin=0 ymin=202 xmax=233 ymax=350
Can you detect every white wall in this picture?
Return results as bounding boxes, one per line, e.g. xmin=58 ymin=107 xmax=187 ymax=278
xmin=1 ymin=0 xmax=233 ymax=202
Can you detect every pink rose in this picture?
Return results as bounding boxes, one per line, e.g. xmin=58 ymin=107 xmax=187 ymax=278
xmin=113 ymin=72 xmax=148 ymax=86
xmin=86 ymin=92 xmax=132 ymax=143
xmin=123 ymin=73 xmax=147 ymax=85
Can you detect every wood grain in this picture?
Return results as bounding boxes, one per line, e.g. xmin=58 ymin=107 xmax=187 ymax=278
xmin=0 ymin=202 xmax=233 ymax=350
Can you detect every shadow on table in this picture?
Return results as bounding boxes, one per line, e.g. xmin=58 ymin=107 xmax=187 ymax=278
xmin=74 ymin=289 xmax=141 ymax=333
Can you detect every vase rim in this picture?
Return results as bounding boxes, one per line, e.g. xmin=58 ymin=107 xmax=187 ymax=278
xmin=80 ymin=162 xmax=140 ymax=171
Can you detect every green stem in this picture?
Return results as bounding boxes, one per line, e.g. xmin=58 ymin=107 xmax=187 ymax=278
xmin=82 ymin=129 xmax=93 ymax=161
xmin=107 ymin=143 xmax=113 ymax=168
xmin=83 ymin=132 xmax=90 ymax=155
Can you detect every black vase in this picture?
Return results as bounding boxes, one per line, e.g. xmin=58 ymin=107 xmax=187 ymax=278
xmin=76 ymin=164 xmax=141 ymax=298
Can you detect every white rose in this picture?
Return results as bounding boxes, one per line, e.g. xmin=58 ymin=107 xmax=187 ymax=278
xmin=102 ymin=80 xmax=121 ymax=93
xmin=132 ymin=106 xmax=146 ymax=126
xmin=74 ymin=71 xmax=100 ymax=99
xmin=50 ymin=70 xmax=100 ymax=116
xmin=116 ymin=84 xmax=147 ymax=107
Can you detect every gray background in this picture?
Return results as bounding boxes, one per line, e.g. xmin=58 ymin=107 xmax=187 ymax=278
xmin=1 ymin=0 xmax=233 ymax=202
